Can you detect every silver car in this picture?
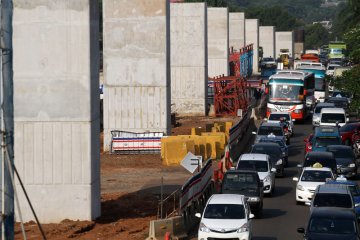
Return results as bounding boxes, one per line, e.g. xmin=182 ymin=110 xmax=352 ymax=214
xmin=312 ymin=102 xmax=335 ymax=127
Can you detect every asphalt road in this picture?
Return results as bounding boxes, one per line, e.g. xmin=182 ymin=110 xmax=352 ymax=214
xmin=251 ymin=121 xmax=313 ymax=240
xmin=192 ymin=119 xmax=358 ymax=240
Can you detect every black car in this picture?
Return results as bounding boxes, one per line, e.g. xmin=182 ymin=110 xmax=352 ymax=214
xmin=221 ymin=170 xmax=263 ymax=217
xmin=298 ymin=207 xmax=360 ymax=240
xmin=300 ymin=152 xmax=337 ymax=174
xmin=327 ymin=97 xmax=349 ymax=110
xmin=327 ymin=145 xmax=357 ymax=178
xmin=251 ymin=142 xmax=285 ymax=177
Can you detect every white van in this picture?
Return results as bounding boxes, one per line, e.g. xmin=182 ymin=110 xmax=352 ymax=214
xmin=319 ymin=108 xmax=348 ymax=127
xmin=236 ymin=153 xmax=276 ymax=195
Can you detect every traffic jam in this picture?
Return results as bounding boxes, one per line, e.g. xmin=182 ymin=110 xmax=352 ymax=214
xmin=196 ymin=66 xmax=360 ymax=239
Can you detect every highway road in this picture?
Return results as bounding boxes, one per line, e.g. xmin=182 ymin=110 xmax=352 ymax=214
xmin=192 ymin=119 xmax=360 ymax=240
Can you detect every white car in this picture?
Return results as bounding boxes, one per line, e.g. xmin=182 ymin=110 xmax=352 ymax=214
xmin=237 ymin=154 xmax=276 ymax=195
xmin=197 ymin=194 xmax=254 ymax=240
xmin=311 ymin=102 xmax=335 ymax=127
xmin=265 ymin=111 xmax=294 ymax=136
xmin=326 ymin=64 xmax=341 ymax=76
xmin=293 ymin=166 xmax=334 ymax=204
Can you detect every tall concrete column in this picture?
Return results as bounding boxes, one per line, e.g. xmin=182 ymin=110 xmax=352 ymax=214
xmin=171 ymin=3 xmax=207 ymax=116
xmin=229 ymin=12 xmax=245 ymax=50
xmin=207 ymin=7 xmax=229 ymax=78
xmin=245 ymin=19 xmax=259 ymax=74
xmin=259 ymin=26 xmax=276 ymax=58
xmin=13 ymin=0 xmax=100 ymax=222
xmin=103 ymin=0 xmax=171 ymax=150
xmin=275 ymin=31 xmax=295 ymax=60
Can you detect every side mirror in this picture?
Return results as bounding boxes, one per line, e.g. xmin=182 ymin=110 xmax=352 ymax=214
xmin=305 ymin=201 xmax=311 ymax=206
xmin=249 ymin=213 xmax=255 ymax=219
xmin=297 ymin=164 xmax=303 ymax=168
xmin=271 ymin=168 xmax=276 ymax=173
xmin=293 ymin=177 xmax=299 ymax=182
xmin=252 ymin=131 xmax=257 ymax=135
xmin=195 ymin=213 xmax=201 ymax=218
xmin=297 ymin=227 xmax=305 ymax=234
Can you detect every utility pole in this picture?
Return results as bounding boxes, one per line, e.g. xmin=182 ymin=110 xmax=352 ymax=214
xmin=0 ymin=0 xmax=14 ymax=239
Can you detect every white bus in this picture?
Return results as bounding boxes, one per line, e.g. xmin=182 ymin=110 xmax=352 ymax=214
xmin=266 ymin=70 xmax=315 ymax=121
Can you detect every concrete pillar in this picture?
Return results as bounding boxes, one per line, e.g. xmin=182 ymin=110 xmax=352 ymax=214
xmin=245 ymin=19 xmax=259 ymax=74
xmin=170 ymin=3 xmax=207 ymax=116
xmin=13 ymin=0 xmax=100 ymax=222
xmin=259 ymin=26 xmax=276 ymax=59
xmin=275 ymin=31 xmax=295 ymax=60
xmin=207 ymin=7 xmax=229 ymax=78
xmin=229 ymin=12 xmax=245 ymax=50
xmin=103 ymin=0 xmax=171 ymax=150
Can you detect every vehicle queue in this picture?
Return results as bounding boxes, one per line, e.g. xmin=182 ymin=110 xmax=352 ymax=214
xmin=196 ymin=61 xmax=360 ymax=240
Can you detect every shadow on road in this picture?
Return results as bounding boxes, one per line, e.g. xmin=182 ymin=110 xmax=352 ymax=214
xmin=260 ymin=208 xmax=287 ymax=219
xmin=253 ymin=237 xmax=277 ymax=240
xmin=272 ymin=186 xmax=293 ymax=197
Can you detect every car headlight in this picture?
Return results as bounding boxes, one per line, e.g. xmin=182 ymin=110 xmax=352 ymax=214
xmin=264 ymin=175 xmax=271 ymax=182
xmin=237 ymin=223 xmax=249 ymax=233
xmin=199 ymin=222 xmax=210 ymax=233
xmin=276 ymin=159 xmax=283 ymax=165
xmin=248 ymin=197 xmax=260 ymax=202
xmin=349 ymin=163 xmax=356 ymax=168
xmin=297 ymin=185 xmax=304 ymax=191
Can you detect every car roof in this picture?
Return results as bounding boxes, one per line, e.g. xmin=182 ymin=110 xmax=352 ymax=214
xmin=253 ymin=142 xmax=280 ymax=148
xmin=320 ymin=107 xmax=345 ymax=114
xmin=317 ymin=184 xmax=350 ymax=194
xmin=311 ymin=207 xmax=355 ymax=218
xmin=315 ymin=102 xmax=335 ymax=108
xmin=314 ymin=127 xmax=340 ymax=136
xmin=239 ymin=153 xmax=269 ymax=161
xmin=326 ymin=145 xmax=352 ymax=150
xmin=306 ymin=151 xmax=334 ymax=158
xmin=260 ymin=122 xmax=282 ymax=127
xmin=208 ymin=194 xmax=245 ymax=205
xmin=303 ymin=167 xmax=332 ymax=172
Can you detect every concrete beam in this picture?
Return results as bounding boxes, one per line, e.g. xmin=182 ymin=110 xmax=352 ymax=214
xmin=259 ymin=26 xmax=275 ymax=59
xmin=170 ymin=3 xmax=207 ymax=116
xmin=13 ymin=0 xmax=100 ymax=222
xmin=103 ymin=0 xmax=171 ymax=150
xmin=245 ymin=19 xmax=259 ymax=74
xmin=229 ymin=12 xmax=245 ymax=50
xmin=207 ymin=7 xmax=229 ymax=78
xmin=275 ymin=31 xmax=295 ymax=60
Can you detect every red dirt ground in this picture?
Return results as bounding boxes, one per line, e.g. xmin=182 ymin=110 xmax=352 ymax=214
xmin=14 ymin=116 xmax=239 ymax=240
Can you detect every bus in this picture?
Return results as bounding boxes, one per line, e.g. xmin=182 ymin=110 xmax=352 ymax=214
xmin=266 ymin=71 xmax=315 ymax=121
xmin=296 ymin=65 xmax=327 ymax=103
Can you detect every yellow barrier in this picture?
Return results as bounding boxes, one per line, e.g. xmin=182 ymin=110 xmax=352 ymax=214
xmin=161 ymin=137 xmax=196 ymax=166
xmin=201 ymin=132 xmax=227 ymax=159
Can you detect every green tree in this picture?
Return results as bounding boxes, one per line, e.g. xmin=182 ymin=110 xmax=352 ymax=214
xmin=304 ymin=24 xmax=330 ymax=49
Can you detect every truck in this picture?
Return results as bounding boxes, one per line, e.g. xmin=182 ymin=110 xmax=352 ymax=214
xmin=328 ymin=41 xmax=346 ymax=59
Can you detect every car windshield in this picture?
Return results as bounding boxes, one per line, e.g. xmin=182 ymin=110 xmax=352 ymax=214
xmin=269 ymin=114 xmax=290 ymax=121
xmin=258 ymin=126 xmax=283 ymax=136
xmin=204 ymin=204 xmax=245 ymax=219
xmin=327 ymin=148 xmax=354 ymax=159
xmin=309 ymin=217 xmax=356 ymax=235
xmin=223 ymin=173 xmax=259 ymax=189
xmin=313 ymin=193 xmax=352 ymax=208
xmin=321 ymin=113 xmax=345 ymax=123
xmin=315 ymin=137 xmax=341 ymax=147
xmin=340 ymin=124 xmax=358 ymax=132
xmin=237 ymin=161 xmax=269 ymax=173
xmin=301 ymin=170 xmax=332 ymax=182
